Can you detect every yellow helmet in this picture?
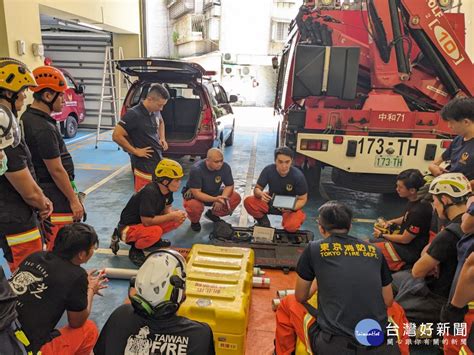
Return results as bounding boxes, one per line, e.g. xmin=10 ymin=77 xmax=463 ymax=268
xmin=154 ymin=159 xmax=184 ymax=180
xmin=0 ymin=58 xmax=37 ymax=93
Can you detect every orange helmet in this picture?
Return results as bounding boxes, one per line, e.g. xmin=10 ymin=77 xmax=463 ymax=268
xmin=30 ymin=66 xmax=67 ymax=93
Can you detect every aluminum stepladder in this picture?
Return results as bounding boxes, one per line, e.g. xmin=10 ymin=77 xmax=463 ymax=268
xmin=95 ymin=46 xmax=129 ymax=148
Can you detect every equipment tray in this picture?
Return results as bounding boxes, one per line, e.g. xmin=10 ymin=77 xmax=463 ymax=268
xmin=210 ymin=227 xmax=313 ymax=273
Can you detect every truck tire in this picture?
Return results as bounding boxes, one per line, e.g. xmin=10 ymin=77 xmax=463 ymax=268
xmin=225 ymin=122 xmax=235 ymax=146
xmin=331 ymin=168 xmax=396 ymax=194
xmin=64 ymin=116 xmax=78 ymax=138
xmin=302 ymin=162 xmax=322 ymax=197
xmin=275 ymin=122 xmax=280 ymax=148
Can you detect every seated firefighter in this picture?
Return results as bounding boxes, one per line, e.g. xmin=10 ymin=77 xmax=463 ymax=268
xmin=183 ymin=148 xmax=241 ymax=232
xmin=8 ymin=223 xmax=107 ymax=355
xmin=462 ymin=195 xmax=474 ymax=234
xmin=371 ymin=169 xmax=433 ymax=271
xmin=0 ymin=263 xmax=25 ymax=354
xmin=94 ymin=249 xmax=216 ymax=355
xmin=441 ymin=253 xmax=474 ymax=355
xmin=112 ymin=159 xmax=187 ymax=266
xmin=244 ymin=147 xmax=307 ymax=232
xmin=395 ymin=173 xmax=471 ymax=324
xmin=275 ymin=201 xmax=408 ymax=355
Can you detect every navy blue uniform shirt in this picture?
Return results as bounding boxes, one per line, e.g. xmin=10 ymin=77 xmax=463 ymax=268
xmin=256 ymin=164 xmax=307 ymax=196
xmin=442 ymin=136 xmax=474 ymax=180
xmin=186 ymin=159 xmax=234 ymax=197
xmin=297 ymin=234 xmax=391 ymax=339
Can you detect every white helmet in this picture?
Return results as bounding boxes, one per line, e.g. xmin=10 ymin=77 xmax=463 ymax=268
xmin=0 ymin=105 xmax=20 ymax=149
xmin=429 ymin=173 xmax=472 ymax=200
xmin=135 ymin=249 xmax=186 ymax=310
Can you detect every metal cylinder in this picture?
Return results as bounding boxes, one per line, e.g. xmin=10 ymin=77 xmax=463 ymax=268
xmin=104 ymin=267 xmax=138 ymax=280
xmin=277 ymin=289 xmax=295 ymax=299
xmin=252 ymin=277 xmax=271 ymax=288
xmin=272 ymin=298 xmax=281 ymax=311
xmin=253 ymin=267 xmax=265 ymax=276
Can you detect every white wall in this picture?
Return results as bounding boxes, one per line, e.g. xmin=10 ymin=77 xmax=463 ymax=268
xmin=145 ymin=0 xmax=298 ymax=106
xmin=219 ymin=0 xmax=272 ymax=56
xmin=146 ymin=0 xmax=172 ymax=57
xmin=218 ymin=0 xmax=296 ymax=106
xmin=185 ymin=51 xmax=222 ymax=75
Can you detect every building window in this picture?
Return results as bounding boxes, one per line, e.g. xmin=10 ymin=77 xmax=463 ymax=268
xmin=274 ymin=0 xmax=296 ymax=8
xmin=272 ymin=21 xmax=290 ymax=42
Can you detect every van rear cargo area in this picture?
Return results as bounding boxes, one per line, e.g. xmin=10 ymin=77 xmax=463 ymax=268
xmin=161 ymin=97 xmax=201 ymax=141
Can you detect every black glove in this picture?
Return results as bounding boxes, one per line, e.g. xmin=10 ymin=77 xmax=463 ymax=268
xmin=440 ymin=302 xmax=468 ymax=325
xmin=41 ymin=219 xmax=54 ymax=236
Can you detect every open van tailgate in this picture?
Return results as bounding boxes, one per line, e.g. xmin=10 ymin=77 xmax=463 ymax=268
xmin=117 ymin=59 xmax=206 ymax=82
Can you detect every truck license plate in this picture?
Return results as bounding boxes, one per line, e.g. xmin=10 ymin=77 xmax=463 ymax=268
xmin=357 ymin=137 xmax=419 ymax=156
xmin=374 ymin=155 xmax=403 ymax=168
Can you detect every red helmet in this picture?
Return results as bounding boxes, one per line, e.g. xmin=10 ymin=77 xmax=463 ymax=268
xmin=30 ymin=66 xmax=67 ymax=93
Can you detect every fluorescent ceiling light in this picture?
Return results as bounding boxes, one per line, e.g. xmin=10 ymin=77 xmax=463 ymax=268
xmin=77 ymin=21 xmax=103 ymax=31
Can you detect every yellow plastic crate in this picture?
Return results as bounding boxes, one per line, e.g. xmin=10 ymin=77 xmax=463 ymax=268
xmin=178 ymin=244 xmax=254 ymax=355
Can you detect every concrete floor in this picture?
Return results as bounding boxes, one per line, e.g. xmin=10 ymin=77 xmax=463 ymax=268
xmin=69 ymin=109 xmax=406 ymax=313
xmin=62 ymin=107 xmax=426 ymax=352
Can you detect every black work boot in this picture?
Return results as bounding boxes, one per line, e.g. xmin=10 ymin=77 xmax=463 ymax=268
xmin=146 ymin=239 xmax=171 ymax=252
xmin=109 ymin=228 xmax=120 ymax=255
xmin=128 ymin=245 xmax=146 ymax=267
xmin=191 ymin=222 xmax=201 ymax=232
xmin=256 ymin=214 xmax=271 ymax=228
xmin=204 ymin=209 xmax=221 ymax=222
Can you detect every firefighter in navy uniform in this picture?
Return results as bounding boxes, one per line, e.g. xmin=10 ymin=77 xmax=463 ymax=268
xmin=244 ymin=147 xmax=308 ymax=232
xmin=94 ymin=249 xmax=215 ymax=355
xmin=275 ymin=201 xmax=408 ymax=355
xmin=183 ymin=148 xmax=241 ymax=232
xmin=0 ymin=58 xmax=53 ymax=272
xmin=22 ymin=65 xmax=84 ymax=250
xmin=112 ymin=84 xmax=170 ymax=192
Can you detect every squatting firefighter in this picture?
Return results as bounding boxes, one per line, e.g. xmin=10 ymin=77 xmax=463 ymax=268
xmin=114 ymin=158 xmax=187 ymax=266
xmin=183 ymin=148 xmax=241 ymax=232
xmin=244 ymin=146 xmax=307 ymax=232
xmin=371 ymin=169 xmax=432 ymax=271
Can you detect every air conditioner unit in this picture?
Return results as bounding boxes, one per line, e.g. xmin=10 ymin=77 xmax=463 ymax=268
xmin=239 ymin=65 xmax=256 ymax=78
xmin=204 ymin=0 xmax=221 ymax=9
xmin=222 ymin=52 xmax=237 ymax=64
xmin=317 ymin=0 xmax=338 ymax=7
xmin=167 ymin=0 xmax=177 ymax=8
xmin=222 ymin=64 xmax=237 ymax=76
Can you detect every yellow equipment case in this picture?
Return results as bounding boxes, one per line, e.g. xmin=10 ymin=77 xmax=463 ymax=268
xmin=178 ymin=244 xmax=254 ymax=354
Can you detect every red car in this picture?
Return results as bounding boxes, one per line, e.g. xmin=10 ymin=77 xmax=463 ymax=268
xmin=50 ymin=68 xmax=86 ymax=138
xmin=117 ymin=59 xmax=237 ymax=158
